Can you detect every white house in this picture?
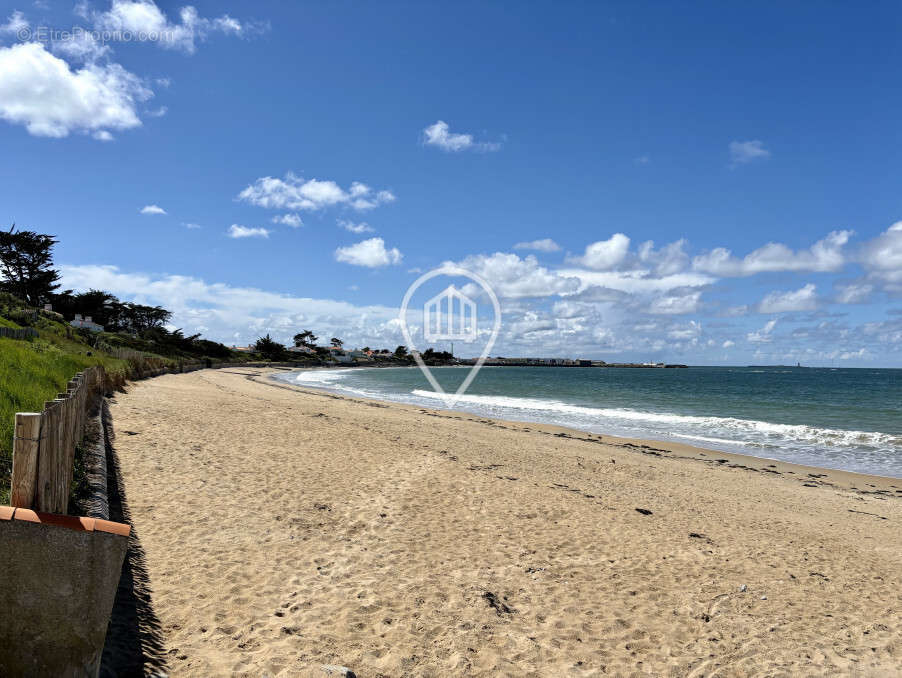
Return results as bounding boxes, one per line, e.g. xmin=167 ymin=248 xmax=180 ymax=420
xmin=70 ymin=314 xmax=104 ymax=333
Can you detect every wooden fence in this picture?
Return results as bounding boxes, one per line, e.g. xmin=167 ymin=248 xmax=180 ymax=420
xmin=7 ymin=360 xmax=304 ymax=512
xmin=0 ymin=327 xmax=38 ymax=340
xmin=10 ymin=366 xmax=104 ymax=514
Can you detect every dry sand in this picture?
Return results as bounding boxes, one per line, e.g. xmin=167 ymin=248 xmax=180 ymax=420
xmin=104 ymin=367 xmax=902 ymax=677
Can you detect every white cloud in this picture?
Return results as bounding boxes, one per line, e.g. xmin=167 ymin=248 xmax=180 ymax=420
xmin=0 ymin=42 xmax=151 ymax=138
xmin=1 ymin=11 xmax=28 ymax=35
xmin=93 ymin=0 xmax=250 ymax=54
xmin=139 ymin=204 xmax=166 ymax=215
xmin=637 ymin=239 xmax=689 ymax=276
xmin=693 ymin=231 xmax=851 ymax=277
xmin=50 ymin=27 xmax=111 ymax=62
xmin=648 ymin=291 xmax=701 ymax=315
xmin=748 ymin=319 xmax=778 ymax=343
xmin=338 ymin=219 xmax=374 ymax=234
xmin=758 ymin=283 xmax=818 ymax=313
xmin=335 ymin=237 xmax=402 ymax=267
xmin=729 ymin=140 xmax=770 ymax=166
xmin=271 ymin=213 xmax=303 ymax=228
xmin=453 ymin=252 xmax=580 ymax=299
xmin=835 ymin=282 xmax=873 ymax=305
xmin=238 ymin=173 xmax=396 ymax=212
xmin=422 ymin=120 xmax=500 ymax=152
xmin=859 ymin=221 xmax=902 ymax=292
xmin=557 ymin=268 xmax=713 ymax=296
xmin=228 ymin=224 xmax=269 ymax=239
xmin=568 ymin=233 xmax=630 ymax=270
xmin=183 ymin=222 xmax=202 ymax=229
xmin=667 ymin=320 xmax=702 ymax=341
xmin=633 ymin=155 xmax=650 ymax=165
xmin=58 ymin=263 xmax=401 ymax=348
xmin=513 ymin=238 xmax=561 ymax=253
xmin=722 ymin=340 xmax=735 ymax=348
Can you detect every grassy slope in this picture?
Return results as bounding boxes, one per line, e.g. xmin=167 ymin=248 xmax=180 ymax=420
xmin=0 ymin=294 xmax=260 ymax=505
xmin=0 ymin=311 xmax=130 ymax=504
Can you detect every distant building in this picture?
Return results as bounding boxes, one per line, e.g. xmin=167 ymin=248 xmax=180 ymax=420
xmin=231 ymin=345 xmax=255 ymax=353
xmin=70 ymin=314 xmax=104 ymax=333
xmin=324 ymin=346 xmax=353 ymax=363
xmin=286 ymin=345 xmax=314 ymax=354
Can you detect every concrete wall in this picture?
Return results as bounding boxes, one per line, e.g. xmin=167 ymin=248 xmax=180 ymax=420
xmin=0 ymin=507 xmax=129 ymax=678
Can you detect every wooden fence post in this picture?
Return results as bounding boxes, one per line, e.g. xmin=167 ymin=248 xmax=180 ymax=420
xmin=10 ymin=413 xmax=42 ymax=509
xmin=12 ymin=365 xmax=105 ymax=514
xmin=35 ymin=403 xmax=58 ymax=513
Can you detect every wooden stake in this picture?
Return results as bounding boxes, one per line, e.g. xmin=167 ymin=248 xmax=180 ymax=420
xmin=10 ymin=413 xmax=42 ymax=509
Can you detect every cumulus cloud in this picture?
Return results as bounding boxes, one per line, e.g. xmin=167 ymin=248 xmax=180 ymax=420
xmin=693 ymin=231 xmax=851 ymax=277
xmin=859 ymin=221 xmax=902 ymax=292
xmin=228 ymin=224 xmax=269 ymax=239
xmin=139 ymin=204 xmax=166 ymax=215
xmin=452 ymin=252 xmax=580 ymax=299
xmin=568 ymin=233 xmax=630 ymax=270
xmin=271 ymin=213 xmax=303 ymax=227
xmin=513 ymin=238 xmax=561 ymax=252
xmin=238 ymin=173 xmax=396 ymax=212
xmin=338 ymin=219 xmax=374 ymax=234
xmin=729 ymin=140 xmax=770 ymax=166
xmin=637 ymin=239 xmax=690 ymax=276
xmin=748 ymin=319 xmax=778 ymax=343
xmin=648 ymin=291 xmax=702 ymax=315
xmin=835 ymin=282 xmax=873 ymax=305
xmin=335 ymin=237 xmax=402 ymax=267
xmin=1 ymin=11 xmax=28 ymax=35
xmin=0 ymin=42 xmax=151 ymax=138
xmin=422 ymin=120 xmax=500 ymax=152
xmin=758 ymin=283 xmax=818 ymax=313
xmin=557 ymin=268 xmax=714 ymax=296
xmin=93 ymin=0 xmax=251 ymax=54
xmin=50 ymin=28 xmax=111 ymax=62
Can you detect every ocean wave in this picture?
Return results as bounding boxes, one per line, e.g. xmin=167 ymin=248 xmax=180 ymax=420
xmin=290 ymin=368 xmax=358 ymax=385
xmin=410 ymin=389 xmax=900 ymax=452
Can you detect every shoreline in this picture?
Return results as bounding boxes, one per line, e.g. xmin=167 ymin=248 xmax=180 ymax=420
xmin=104 ymin=367 xmax=902 ymax=675
xmin=263 ymin=367 xmax=902 ymax=488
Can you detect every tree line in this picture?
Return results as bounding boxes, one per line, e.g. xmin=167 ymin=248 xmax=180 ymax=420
xmin=0 ymin=225 xmax=233 ymax=359
xmin=2 ymin=224 xmax=459 ymax=365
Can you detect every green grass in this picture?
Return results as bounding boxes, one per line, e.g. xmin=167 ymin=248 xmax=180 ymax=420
xmin=0 ymin=336 xmax=128 ymax=505
xmin=0 ymin=292 xmax=251 ymax=506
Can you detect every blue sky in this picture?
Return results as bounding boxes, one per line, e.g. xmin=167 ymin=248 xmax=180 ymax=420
xmin=1 ymin=1 xmax=901 ymax=365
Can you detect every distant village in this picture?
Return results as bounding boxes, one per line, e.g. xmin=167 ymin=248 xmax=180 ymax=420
xmin=228 ymin=342 xmax=687 ymax=368
xmin=61 ymin=312 xmax=687 ymax=369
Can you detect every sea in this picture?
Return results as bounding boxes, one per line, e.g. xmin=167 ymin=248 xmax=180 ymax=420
xmin=272 ymin=365 xmax=902 ymax=478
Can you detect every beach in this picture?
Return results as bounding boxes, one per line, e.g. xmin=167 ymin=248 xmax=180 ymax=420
xmin=104 ymin=367 xmax=902 ymax=677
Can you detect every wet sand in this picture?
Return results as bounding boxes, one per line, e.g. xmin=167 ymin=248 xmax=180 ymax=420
xmin=105 ymin=367 xmax=902 ymax=677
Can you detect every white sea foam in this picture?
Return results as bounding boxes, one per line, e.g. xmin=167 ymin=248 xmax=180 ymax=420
xmin=271 ymin=368 xmax=901 ymax=476
xmin=410 ymin=389 xmax=900 ymax=453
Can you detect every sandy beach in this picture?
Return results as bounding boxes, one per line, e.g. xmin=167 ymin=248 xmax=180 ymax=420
xmin=103 ymin=367 xmax=902 ymax=677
